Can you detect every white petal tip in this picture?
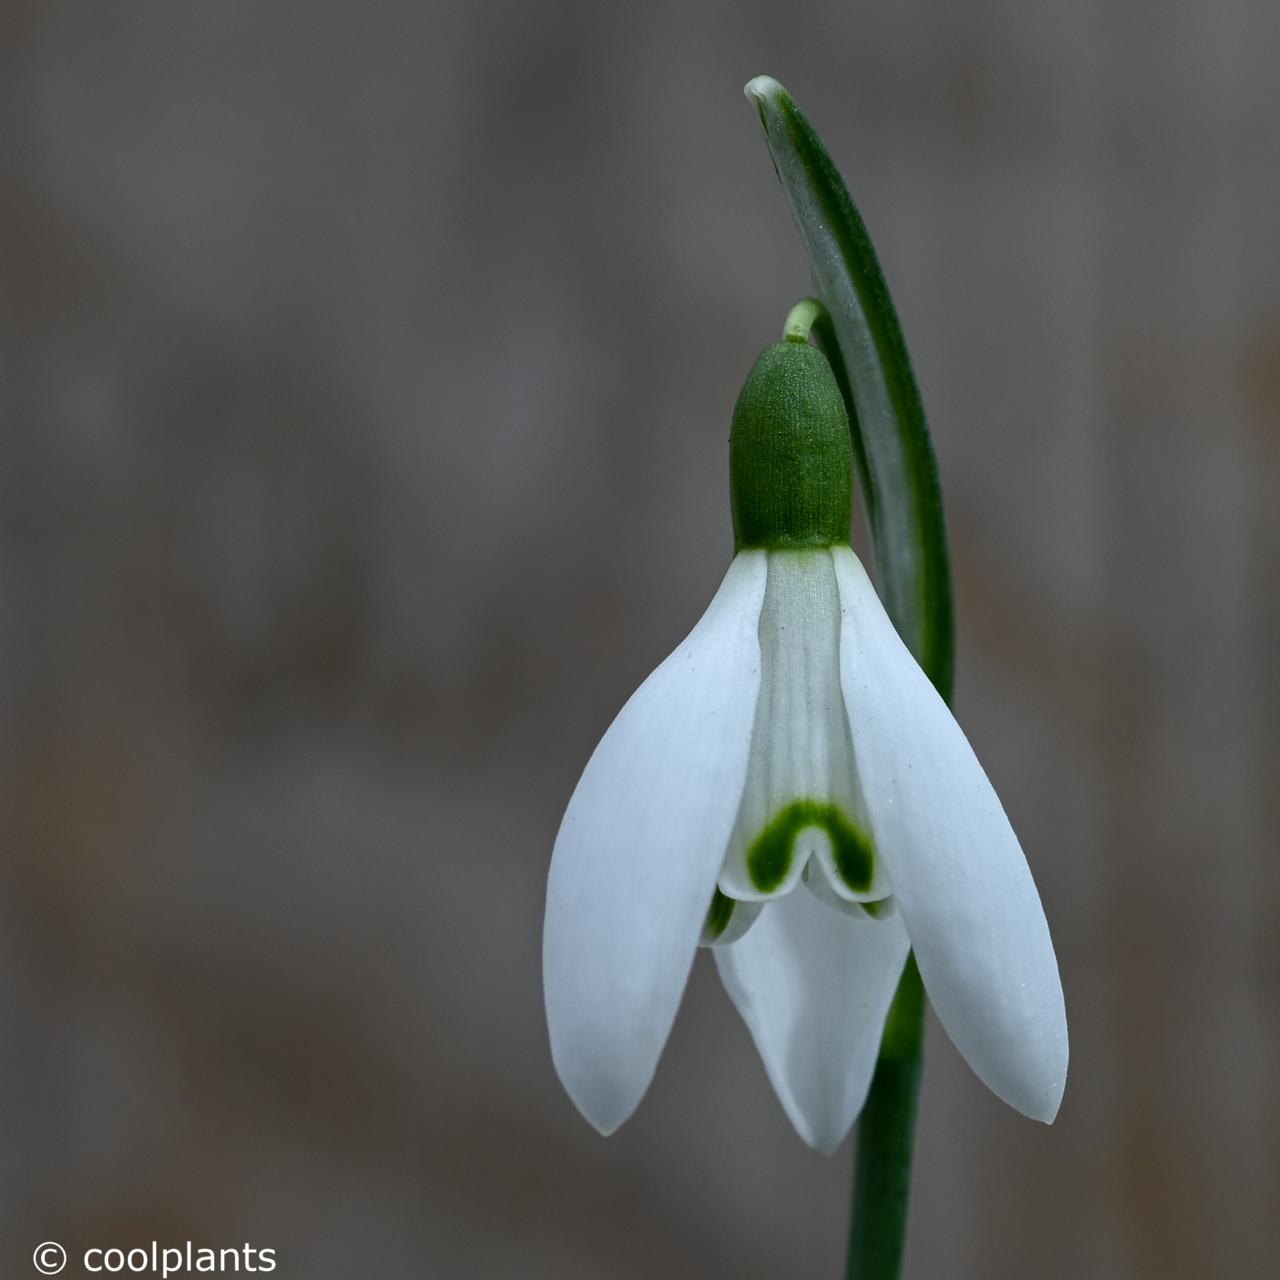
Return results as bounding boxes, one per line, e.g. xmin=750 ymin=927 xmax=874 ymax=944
xmin=552 ymin=1054 xmax=646 ymax=1138
xmin=773 ymin=1086 xmax=862 ymax=1154
xmin=996 ymin=1044 xmax=1068 ymax=1125
xmin=1025 ymin=1095 xmax=1063 ymax=1126
xmin=1029 ymin=1075 xmax=1067 ymax=1126
xmin=744 ymin=75 xmax=782 ymax=105
xmin=806 ymin=1123 xmax=852 ymax=1156
xmin=1014 ymin=1093 xmax=1060 ymax=1126
xmin=585 ymin=1112 xmax=625 ymax=1138
xmin=773 ymin=1087 xmax=854 ymax=1154
xmin=548 ymin=993 xmax=661 ymax=1140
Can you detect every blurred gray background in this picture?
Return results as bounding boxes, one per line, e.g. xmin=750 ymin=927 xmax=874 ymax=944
xmin=3 ymin=2 xmax=1277 ymax=1277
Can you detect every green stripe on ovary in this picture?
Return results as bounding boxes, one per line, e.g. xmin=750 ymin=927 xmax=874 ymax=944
xmin=746 ymin=799 xmax=875 ymax=894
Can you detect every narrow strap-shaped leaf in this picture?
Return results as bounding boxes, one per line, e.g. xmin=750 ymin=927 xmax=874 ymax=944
xmin=746 ymin=76 xmax=953 ymax=702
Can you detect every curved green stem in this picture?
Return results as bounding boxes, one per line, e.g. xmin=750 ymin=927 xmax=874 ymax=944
xmin=782 ymin=296 xmax=827 ymax=344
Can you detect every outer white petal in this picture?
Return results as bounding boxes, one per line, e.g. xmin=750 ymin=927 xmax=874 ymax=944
xmin=543 ymin=552 xmax=767 ymax=1134
xmin=833 ymin=547 xmax=1068 ymax=1122
xmin=715 ymin=890 xmax=910 ymax=1152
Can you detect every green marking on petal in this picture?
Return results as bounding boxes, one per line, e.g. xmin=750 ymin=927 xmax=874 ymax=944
xmin=703 ymin=888 xmax=737 ymax=942
xmin=746 ymin=798 xmax=875 ymax=894
xmin=830 ymin=815 xmax=876 ymax=895
xmin=861 ymin=895 xmax=894 ymax=920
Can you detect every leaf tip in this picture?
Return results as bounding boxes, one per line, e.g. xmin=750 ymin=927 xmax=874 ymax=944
xmin=743 ymin=75 xmax=784 ymax=106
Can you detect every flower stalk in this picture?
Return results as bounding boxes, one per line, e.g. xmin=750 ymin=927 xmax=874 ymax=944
xmin=782 ymin=297 xmax=828 ymax=345
xmin=846 ymin=957 xmax=925 ymax=1280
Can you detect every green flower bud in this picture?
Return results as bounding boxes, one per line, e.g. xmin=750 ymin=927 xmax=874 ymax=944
xmin=729 ymin=340 xmax=852 ymax=551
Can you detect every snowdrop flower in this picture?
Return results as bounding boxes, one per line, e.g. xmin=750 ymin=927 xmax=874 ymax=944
xmin=543 ymin=340 xmax=1067 ymax=1151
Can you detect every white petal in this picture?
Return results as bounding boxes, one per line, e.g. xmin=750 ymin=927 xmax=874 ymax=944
xmin=715 ymin=890 xmax=910 ymax=1152
xmin=543 ymin=552 xmax=767 ymax=1134
xmin=833 ymin=547 xmax=1068 ymax=1122
xmin=718 ymin=549 xmax=889 ymax=903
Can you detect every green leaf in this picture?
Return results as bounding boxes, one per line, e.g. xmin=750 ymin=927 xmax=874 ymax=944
xmin=746 ymin=76 xmax=954 ymax=703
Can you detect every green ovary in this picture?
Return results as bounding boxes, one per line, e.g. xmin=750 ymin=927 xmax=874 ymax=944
xmin=746 ymin=799 xmax=875 ymax=895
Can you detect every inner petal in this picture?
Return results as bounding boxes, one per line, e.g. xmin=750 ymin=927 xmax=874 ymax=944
xmin=804 ymin=857 xmax=898 ymax=921
xmin=699 ymin=888 xmax=764 ymax=947
xmin=718 ymin=550 xmax=889 ymax=903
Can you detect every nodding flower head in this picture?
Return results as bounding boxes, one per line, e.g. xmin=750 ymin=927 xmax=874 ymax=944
xmin=542 ymin=339 xmax=1067 ymax=1152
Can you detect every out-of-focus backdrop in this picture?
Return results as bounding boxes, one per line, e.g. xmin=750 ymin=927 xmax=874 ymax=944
xmin=3 ymin=3 xmax=1277 ymax=1277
